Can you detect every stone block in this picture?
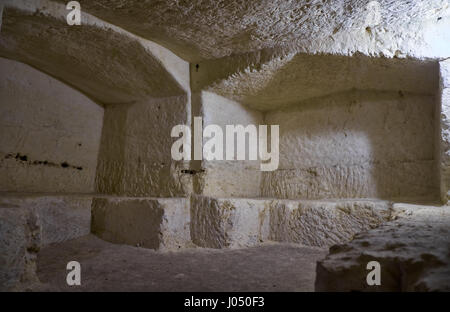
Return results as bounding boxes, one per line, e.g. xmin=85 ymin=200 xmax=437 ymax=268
xmin=269 ymin=199 xmax=392 ymax=247
xmin=315 ymin=204 xmax=450 ymax=291
xmin=190 ymin=196 xmax=391 ymax=249
xmin=91 ymin=197 xmax=190 ymax=250
xmin=190 ymin=195 xmax=271 ymax=248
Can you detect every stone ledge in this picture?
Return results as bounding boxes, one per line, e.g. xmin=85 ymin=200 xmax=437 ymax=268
xmin=190 ymin=196 xmax=392 ymax=249
xmin=91 ymin=197 xmax=191 ymax=250
xmin=190 ymin=196 xmax=271 ymax=249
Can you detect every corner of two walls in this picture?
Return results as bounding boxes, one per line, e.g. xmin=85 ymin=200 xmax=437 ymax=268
xmin=189 ymin=71 xmax=442 ymax=202
xmin=3 ymin=50 xmax=442 ymax=202
xmin=192 ymin=90 xmax=263 ymax=198
xmin=438 ymin=58 xmax=450 ymax=203
xmin=0 ymin=57 xmax=103 ymax=290
xmin=0 ymin=57 xmax=103 ymax=194
xmin=95 ymin=94 xmax=193 ymax=197
xmin=94 ymin=50 xmax=193 ymax=198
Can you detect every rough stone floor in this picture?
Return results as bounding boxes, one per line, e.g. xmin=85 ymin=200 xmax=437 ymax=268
xmin=34 ymin=235 xmax=327 ymax=292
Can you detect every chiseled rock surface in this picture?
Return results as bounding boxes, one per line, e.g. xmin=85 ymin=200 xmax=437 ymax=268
xmin=0 ymin=195 xmax=91 ymax=291
xmin=191 ymin=196 xmax=392 ymax=249
xmin=0 ymin=2 xmax=188 ymax=105
xmin=198 ymin=91 xmax=263 ymax=198
xmin=440 ymin=59 xmax=450 ymax=203
xmin=53 ymin=0 xmax=450 ymax=62
xmin=95 ymin=97 xmax=193 ymax=198
xmin=441 ymin=59 xmax=450 ymax=89
xmin=263 ymin=90 xmax=438 ymax=200
xmin=190 ymin=196 xmax=271 ymax=248
xmin=315 ymin=204 xmax=450 ymax=291
xmin=0 ymin=57 xmax=104 ymax=194
xmin=0 ymin=195 xmax=91 ymax=245
xmin=91 ymin=197 xmax=191 ymax=250
xmin=269 ymin=199 xmax=392 ymax=247
xmin=0 ymin=205 xmax=40 ymax=291
xmin=204 ymin=55 xmax=438 ymax=111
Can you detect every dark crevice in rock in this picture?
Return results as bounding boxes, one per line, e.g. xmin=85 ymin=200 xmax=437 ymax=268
xmin=181 ymin=169 xmax=205 ymax=175
xmin=3 ymin=153 xmax=83 ymax=171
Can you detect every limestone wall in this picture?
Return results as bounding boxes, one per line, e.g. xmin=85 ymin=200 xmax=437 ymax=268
xmin=0 ymin=57 xmax=104 ymax=193
xmin=262 ymin=90 xmax=439 ymax=200
xmin=197 ymin=91 xmax=263 ymax=198
xmin=95 ymin=95 xmax=193 ymax=197
xmin=439 ymin=59 xmax=450 ymax=203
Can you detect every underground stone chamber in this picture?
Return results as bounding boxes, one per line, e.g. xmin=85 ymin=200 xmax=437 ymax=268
xmin=0 ymin=0 xmax=449 ymax=292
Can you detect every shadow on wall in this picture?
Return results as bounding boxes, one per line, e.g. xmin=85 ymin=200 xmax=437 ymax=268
xmin=95 ymin=95 xmax=193 ymax=197
xmin=206 ymin=53 xmax=439 ymax=112
xmin=262 ymin=89 xmax=440 ymax=202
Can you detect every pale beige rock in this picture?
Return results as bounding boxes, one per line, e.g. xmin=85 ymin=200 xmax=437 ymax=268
xmin=440 ymin=59 xmax=450 ymax=89
xmin=0 ymin=3 xmax=187 ymax=105
xmin=0 ymin=57 xmax=103 ymax=193
xmin=0 ymin=195 xmax=91 ymax=245
xmin=95 ymin=97 xmax=193 ymax=197
xmin=0 ymin=206 xmax=40 ymax=291
xmin=50 ymin=0 xmax=450 ymax=61
xmin=91 ymin=197 xmax=191 ymax=250
xmin=197 ymin=91 xmax=263 ymax=198
xmin=269 ymin=199 xmax=392 ymax=247
xmin=202 ymin=54 xmax=438 ymax=111
xmin=190 ymin=196 xmax=391 ymax=249
xmin=263 ymin=90 xmax=439 ymax=200
xmin=439 ymin=59 xmax=450 ymax=202
xmin=0 ymin=0 xmax=448 ymax=293
xmin=315 ymin=204 xmax=450 ymax=292
xmin=190 ymin=195 xmax=271 ymax=248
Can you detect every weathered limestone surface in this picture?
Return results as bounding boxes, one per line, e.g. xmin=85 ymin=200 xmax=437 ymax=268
xmin=0 ymin=1 xmax=189 ymax=104
xmin=52 ymin=0 xmax=450 ymax=62
xmin=269 ymin=199 xmax=392 ymax=247
xmin=263 ymin=90 xmax=439 ymax=200
xmin=0 ymin=205 xmax=40 ymax=291
xmin=439 ymin=59 xmax=450 ymax=203
xmin=0 ymin=57 xmax=103 ymax=193
xmin=316 ymin=204 xmax=450 ymax=292
xmin=0 ymin=195 xmax=91 ymax=291
xmin=91 ymin=197 xmax=191 ymax=250
xmin=190 ymin=196 xmax=271 ymax=249
xmin=3 ymin=196 xmax=91 ymax=245
xmin=95 ymin=96 xmax=193 ymax=197
xmin=200 ymin=54 xmax=438 ymax=111
xmin=191 ymin=196 xmax=391 ymax=249
xmin=441 ymin=60 xmax=450 ymax=89
xmin=197 ymin=91 xmax=263 ymax=198
xmin=0 ymin=0 xmax=448 ymax=293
